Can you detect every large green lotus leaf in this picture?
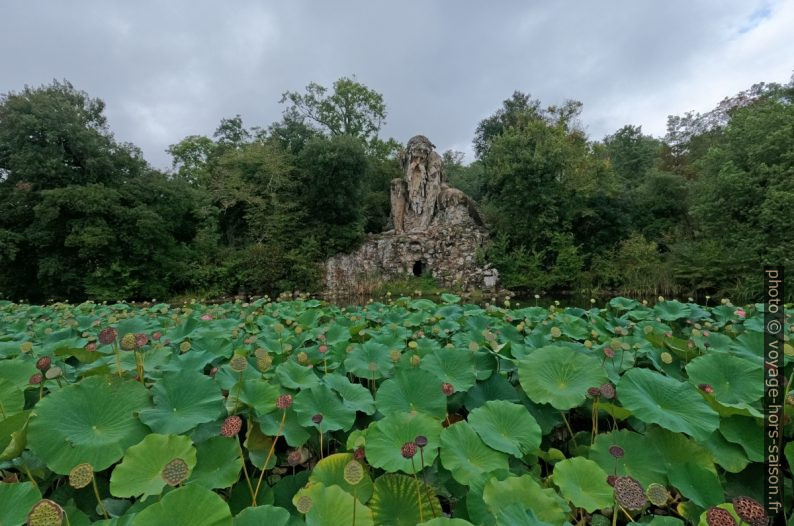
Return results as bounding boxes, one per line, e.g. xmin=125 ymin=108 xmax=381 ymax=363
xmin=110 ymin=433 xmax=197 ymax=498
xmin=299 ymin=483 xmax=375 ymax=526
xmin=464 ymin=374 xmax=521 ymax=411
xmin=324 ymin=374 xmax=375 ymax=415
xmin=0 ymin=378 xmax=24 ymax=418
xmin=496 ymin=505 xmax=554 ymax=526
xmin=552 ymin=457 xmax=613 ymax=512
xmin=365 ymin=412 xmax=442 ymax=474
xmin=419 ymin=519 xmax=474 ymax=526
xmin=138 ymin=370 xmax=224 ymax=434
xmin=439 ymin=421 xmax=509 ymax=485
xmin=517 ymin=346 xmax=608 ymax=410
xmin=188 ymin=436 xmax=242 ymax=490
xmin=482 ymin=475 xmax=569 ymax=525
xmin=719 ymin=415 xmax=763 ymax=461
xmin=376 ymin=369 xmax=448 ymax=420
xmin=0 ymin=410 xmax=29 ymax=461
xmin=28 ymin=376 xmax=151 ymax=474
xmin=701 ymin=431 xmax=751 ymax=473
xmin=370 ymin=473 xmax=442 ymax=525
xmin=557 ymin=314 xmax=590 ymax=340
xmin=345 ymin=340 xmax=394 ymax=380
xmin=309 ymin=453 xmax=373 ymax=503
xmin=654 ymin=300 xmax=691 ymax=321
xmin=647 ymin=518 xmax=684 ymax=526
xmin=275 ymin=360 xmax=321 ymax=389
xmin=293 ymin=384 xmax=356 ymax=433
xmin=131 ymin=484 xmax=232 ymax=525
xmin=419 ymin=347 xmax=476 ymax=392
xmin=0 ymin=481 xmax=41 ymax=526
xmin=258 ymin=407 xmax=310 ymax=447
xmin=685 ymin=354 xmax=763 ymax=409
xmin=236 ymin=378 xmax=281 ymax=416
xmin=233 ymin=505 xmax=291 ymax=526
xmin=617 ymin=368 xmax=719 ymax=441
xmin=467 ymin=400 xmax=541 ymax=458
xmin=668 ymin=462 xmax=724 ymax=508
xmin=589 ymin=430 xmax=666 ymax=488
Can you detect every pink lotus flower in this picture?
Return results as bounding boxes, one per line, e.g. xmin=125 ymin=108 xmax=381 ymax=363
xmin=735 ymin=308 xmax=746 ymax=318
xmin=201 ymin=314 xmax=213 ymax=321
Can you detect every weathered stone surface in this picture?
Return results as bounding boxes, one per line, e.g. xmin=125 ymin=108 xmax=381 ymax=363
xmin=324 ymin=135 xmax=497 ymax=296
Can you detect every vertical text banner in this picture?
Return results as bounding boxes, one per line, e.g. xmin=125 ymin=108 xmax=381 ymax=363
xmin=763 ymin=266 xmax=784 ymax=523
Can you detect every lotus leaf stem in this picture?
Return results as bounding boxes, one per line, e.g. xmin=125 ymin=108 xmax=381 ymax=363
xmin=252 ymin=409 xmax=286 ymax=506
xmin=92 ymin=477 xmax=109 ymax=519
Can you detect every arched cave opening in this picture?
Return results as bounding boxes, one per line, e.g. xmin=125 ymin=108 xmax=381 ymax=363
xmin=412 ymin=260 xmax=425 ymax=277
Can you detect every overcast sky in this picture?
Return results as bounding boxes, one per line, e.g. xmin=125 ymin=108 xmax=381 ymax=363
xmin=2 ymin=1 xmax=792 ymax=169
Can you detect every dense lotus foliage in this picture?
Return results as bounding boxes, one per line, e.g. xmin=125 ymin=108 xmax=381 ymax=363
xmin=0 ymin=295 xmax=790 ymax=525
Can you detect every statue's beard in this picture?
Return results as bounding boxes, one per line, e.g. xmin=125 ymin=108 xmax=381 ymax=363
xmin=408 ymin=158 xmax=428 ymax=215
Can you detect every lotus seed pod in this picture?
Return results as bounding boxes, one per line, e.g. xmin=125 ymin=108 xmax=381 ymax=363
xmin=287 ymin=449 xmax=303 ymax=466
xmin=21 ymin=341 xmax=34 ymax=353
xmin=590 ymin=514 xmax=610 ymax=526
xmin=98 ymin=328 xmax=117 ymax=345
xmin=699 ymin=383 xmax=714 ymax=394
xmin=731 ymin=496 xmax=767 ymax=526
xmin=603 ymin=347 xmax=615 ymax=358
xmin=254 ymin=347 xmax=268 ymax=358
xmin=68 ymin=463 xmax=94 ymax=489
xmin=613 ymin=476 xmax=647 ymax=511
xmin=441 ymin=383 xmax=455 ymax=396
xmin=220 ymin=415 xmax=243 ymax=437
xmin=44 ymin=367 xmax=62 ymax=380
xmin=343 ymin=460 xmax=364 ymax=485
xmin=401 ymin=441 xmax=417 ymax=459
xmin=230 ymin=355 xmax=248 ymax=372
xmin=599 ymin=383 xmax=615 ymax=399
xmin=276 ymin=394 xmax=293 ymax=410
xmin=645 ymin=483 xmax=670 ymax=506
xmin=550 ymin=327 xmax=562 ymax=338
xmin=29 ymin=373 xmax=43 ymax=385
xmin=410 ymin=354 xmax=421 ymax=366
xmin=319 ymin=344 xmax=329 ymax=354
xmin=26 ymin=499 xmax=64 ymax=526
xmin=389 ymin=350 xmax=402 ymax=362
xmin=256 ymin=354 xmax=273 ymax=372
xmin=179 ymin=341 xmax=191 ymax=353
xmin=36 ymin=356 xmax=51 ymax=371
xmin=295 ymin=494 xmax=313 ymax=514
xmin=414 ymin=435 xmax=428 ymax=448
xmin=706 ymin=507 xmax=737 ymax=526
xmin=354 ymin=446 xmax=366 ymax=460
xmin=311 ymin=413 xmax=323 ymax=424
xmin=134 ymin=333 xmax=148 ymax=348
xmin=161 ymin=458 xmax=189 ymax=486
xmin=274 ymin=323 xmax=284 ymax=334
xmin=408 ymin=341 xmax=418 ymax=349
xmin=584 ymin=340 xmax=593 ymax=348
xmin=283 ymin=344 xmax=293 ymax=353
xmin=120 ymin=333 xmax=136 ymax=351
xmin=660 ymin=351 xmax=673 ymax=364
xmin=587 ymin=387 xmax=601 ymax=397
xmin=608 ymin=445 xmax=625 ymax=458
xmin=468 ymin=341 xmax=479 ymax=351
xmin=297 ymin=351 xmax=309 ymax=364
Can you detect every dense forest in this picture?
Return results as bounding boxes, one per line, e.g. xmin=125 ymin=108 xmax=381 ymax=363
xmin=0 ymin=76 xmax=791 ymax=303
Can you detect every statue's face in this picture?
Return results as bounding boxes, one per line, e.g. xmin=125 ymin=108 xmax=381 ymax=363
xmin=409 ymin=141 xmax=431 ymax=161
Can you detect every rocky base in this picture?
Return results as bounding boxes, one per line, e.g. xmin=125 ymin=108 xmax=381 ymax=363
xmin=323 ymin=221 xmax=498 ymax=297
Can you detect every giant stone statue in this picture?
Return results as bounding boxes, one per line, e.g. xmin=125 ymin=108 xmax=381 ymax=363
xmin=323 ymin=134 xmax=496 ymax=296
xmin=390 ymin=135 xmax=482 ymax=233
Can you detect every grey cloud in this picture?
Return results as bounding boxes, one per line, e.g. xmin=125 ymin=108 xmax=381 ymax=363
xmin=1 ymin=0 xmax=791 ymax=169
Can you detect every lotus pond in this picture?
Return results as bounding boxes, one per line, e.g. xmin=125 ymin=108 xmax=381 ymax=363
xmin=0 ymin=296 xmax=790 ymax=525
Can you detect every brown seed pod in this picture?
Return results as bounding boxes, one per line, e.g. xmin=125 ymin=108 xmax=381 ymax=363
xmin=220 ymin=415 xmax=243 ymax=437
xmin=27 ymin=499 xmax=64 ymax=526
xmin=161 ymin=458 xmax=189 ymax=486
xmin=731 ymin=496 xmax=767 ymax=526
xmin=706 ymin=507 xmax=738 ymax=526
xmin=613 ymin=476 xmax=647 ymax=511
xmin=68 ymin=463 xmax=94 ymax=489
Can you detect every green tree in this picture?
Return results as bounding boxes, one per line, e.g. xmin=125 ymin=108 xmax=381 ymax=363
xmin=280 ymin=77 xmax=387 ymax=143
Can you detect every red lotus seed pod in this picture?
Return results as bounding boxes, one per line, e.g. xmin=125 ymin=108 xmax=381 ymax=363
xmin=603 ymin=347 xmax=615 ymax=358
xmin=414 ymin=435 xmax=428 ymax=448
xmin=401 ymin=441 xmax=417 ymax=459
xmin=85 ymin=342 xmax=96 ymax=352
xmin=36 ymin=356 xmax=51 ymax=372
xmin=608 ymin=445 xmax=625 ymax=458
xmin=276 ymin=394 xmax=293 ymax=410
xmin=599 ymin=383 xmax=616 ymax=399
xmin=318 ymin=344 xmax=328 ymax=353
xmin=134 ymin=333 xmax=148 ymax=348
xmin=220 ymin=415 xmax=243 ymax=437
xmin=699 ymin=383 xmax=714 ymax=394
xmin=354 ymin=446 xmax=366 ymax=460
xmin=706 ymin=507 xmax=737 ymax=526
xmin=152 ymin=331 xmax=162 ymax=341
xmin=312 ymin=413 xmax=323 ymax=424
xmin=29 ymin=373 xmax=43 ymax=385
xmin=441 ymin=383 xmax=455 ymax=396
xmin=731 ymin=496 xmax=767 ymax=526
xmin=208 ymin=366 xmax=219 ymax=378
xmin=98 ymin=327 xmax=117 ymax=345
xmin=587 ymin=386 xmax=601 ymax=397
xmin=287 ymin=449 xmax=303 ymax=466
